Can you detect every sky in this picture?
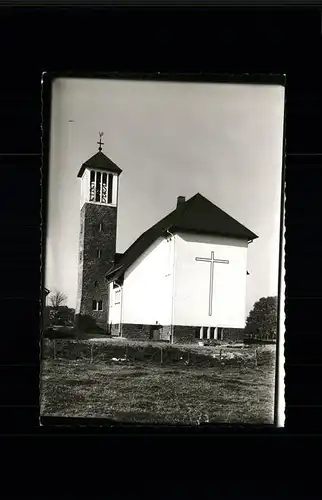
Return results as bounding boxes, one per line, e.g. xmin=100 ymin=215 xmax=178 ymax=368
xmin=45 ymin=77 xmax=285 ymax=314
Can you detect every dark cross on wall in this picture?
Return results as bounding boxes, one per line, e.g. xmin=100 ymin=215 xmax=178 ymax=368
xmin=97 ymin=132 xmax=104 ymax=152
xmin=195 ymin=251 xmax=229 ymax=316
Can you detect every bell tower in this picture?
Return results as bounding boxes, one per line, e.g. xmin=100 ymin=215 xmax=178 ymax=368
xmin=75 ymin=133 xmax=122 ymax=332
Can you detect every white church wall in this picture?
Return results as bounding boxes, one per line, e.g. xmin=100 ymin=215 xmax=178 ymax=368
xmin=109 ymin=282 xmax=122 ymax=327
xmin=173 ymin=231 xmax=248 ymax=329
xmin=122 ymin=236 xmax=174 ymax=326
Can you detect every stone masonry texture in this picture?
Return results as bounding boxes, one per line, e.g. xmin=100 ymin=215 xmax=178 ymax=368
xmin=119 ymin=324 xmax=171 ymax=341
xmin=119 ymin=324 xmax=196 ymax=343
xmin=110 ymin=323 xmax=120 ymax=336
xmin=118 ymin=324 xmax=244 ymax=343
xmin=121 ymin=324 xmax=152 ymax=341
xmin=75 ymin=202 xmax=117 ymax=332
xmin=172 ymin=325 xmax=197 ymax=344
xmin=222 ymin=328 xmax=245 ymax=342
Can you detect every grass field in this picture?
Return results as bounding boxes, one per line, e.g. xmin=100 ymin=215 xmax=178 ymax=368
xmin=41 ymin=344 xmax=276 ymax=424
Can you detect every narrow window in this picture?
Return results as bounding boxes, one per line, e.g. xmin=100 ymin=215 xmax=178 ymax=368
xmin=90 ymin=171 xmax=95 ymax=202
xmin=92 ymin=300 xmax=97 ymax=311
xmin=94 ymin=281 xmax=98 ymax=287
xmin=96 ymin=171 xmax=101 ymax=202
xmin=97 ymin=249 xmax=101 ymax=258
xmin=115 ymin=290 xmax=121 ymax=305
xmin=102 ymin=173 xmax=107 ymax=203
xmin=98 ymin=300 xmax=103 ymax=311
xmin=195 ymin=327 xmax=200 ymax=339
xmin=108 ymin=174 xmax=113 ymax=204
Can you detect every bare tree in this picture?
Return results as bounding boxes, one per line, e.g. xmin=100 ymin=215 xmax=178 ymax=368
xmin=47 ymin=291 xmax=68 ymax=325
xmin=49 ymin=291 xmax=67 ymax=309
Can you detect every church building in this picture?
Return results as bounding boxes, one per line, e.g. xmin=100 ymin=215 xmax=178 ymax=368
xmin=75 ymin=134 xmax=258 ymax=344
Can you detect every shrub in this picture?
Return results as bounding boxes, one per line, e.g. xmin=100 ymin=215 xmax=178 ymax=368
xmin=43 ymin=326 xmax=77 ymax=340
xmin=245 ymin=296 xmax=278 ymax=341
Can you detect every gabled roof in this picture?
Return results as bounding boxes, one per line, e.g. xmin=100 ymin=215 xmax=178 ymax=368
xmin=106 ymin=193 xmax=258 ymax=283
xmin=77 ymin=151 xmax=123 ymax=178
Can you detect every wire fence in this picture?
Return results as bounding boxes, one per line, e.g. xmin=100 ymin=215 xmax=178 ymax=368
xmin=42 ymin=339 xmax=275 ymax=368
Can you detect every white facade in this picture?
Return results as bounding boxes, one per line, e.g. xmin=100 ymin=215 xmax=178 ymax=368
xmin=109 ymin=282 xmax=122 ymax=329
xmin=109 ymin=230 xmax=249 ymax=331
xmin=123 ymin=236 xmax=174 ymax=326
xmin=80 ymin=168 xmax=119 ymax=209
xmin=109 ymin=236 xmax=174 ymax=327
xmin=173 ymin=231 xmax=248 ymax=329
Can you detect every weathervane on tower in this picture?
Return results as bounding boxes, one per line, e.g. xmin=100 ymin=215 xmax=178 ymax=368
xmin=97 ymin=132 xmax=104 ymax=152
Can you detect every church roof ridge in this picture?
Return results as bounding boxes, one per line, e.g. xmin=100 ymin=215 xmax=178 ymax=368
xmin=176 ymin=193 xmax=258 ymax=238
xmin=106 ymin=193 xmax=258 ymax=284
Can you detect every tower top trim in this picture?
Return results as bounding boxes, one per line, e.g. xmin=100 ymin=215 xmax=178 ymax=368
xmin=77 ymin=151 xmax=123 ymax=178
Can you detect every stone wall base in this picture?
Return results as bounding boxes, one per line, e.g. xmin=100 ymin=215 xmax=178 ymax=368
xmin=222 ymin=328 xmax=245 ymax=342
xmin=171 ymin=325 xmax=245 ymax=344
xmin=172 ymin=325 xmax=197 ymax=344
xmin=120 ymin=324 xmax=171 ymax=341
xmin=120 ymin=324 xmax=197 ymax=343
xmin=113 ymin=323 xmax=245 ymax=343
xmin=110 ymin=323 xmax=120 ymax=336
xmin=121 ymin=324 xmax=151 ymax=341
xmin=74 ymin=314 xmax=107 ymax=334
